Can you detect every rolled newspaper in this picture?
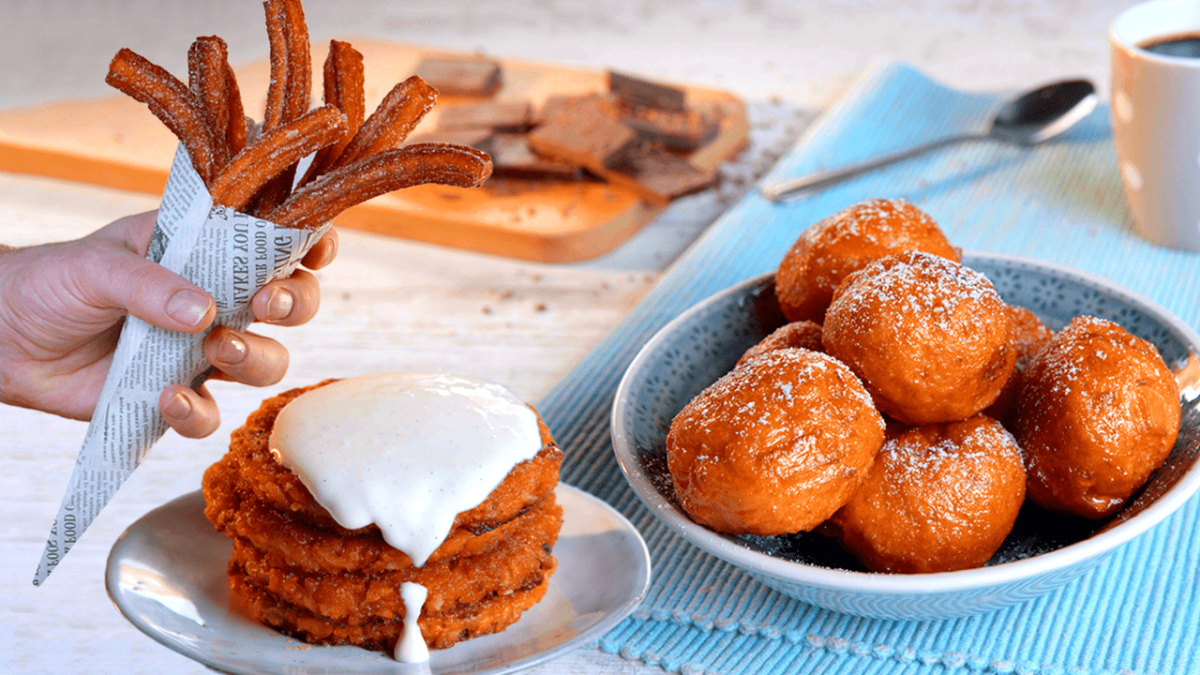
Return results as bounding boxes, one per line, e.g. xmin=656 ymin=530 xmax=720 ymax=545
xmin=32 ymin=147 xmax=329 ymax=585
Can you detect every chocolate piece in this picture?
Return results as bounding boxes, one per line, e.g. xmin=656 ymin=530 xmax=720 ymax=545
xmin=529 ymin=95 xmax=714 ymax=204
xmin=605 ymin=141 xmax=715 ymax=206
xmin=527 ymin=95 xmax=636 ymax=170
xmin=405 ymin=128 xmax=495 ymax=152
xmin=608 ymin=70 xmax=686 ymax=112
xmin=489 ymin=133 xmax=581 ymax=179
xmin=413 ymin=57 xmax=502 ymax=96
xmin=438 ymin=102 xmax=532 ymax=131
xmin=534 ymin=95 xmax=577 ymax=126
xmin=621 ymin=104 xmax=718 ymax=152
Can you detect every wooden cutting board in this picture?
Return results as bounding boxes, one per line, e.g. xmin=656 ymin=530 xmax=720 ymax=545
xmin=0 ymin=40 xmax=748 ymax=263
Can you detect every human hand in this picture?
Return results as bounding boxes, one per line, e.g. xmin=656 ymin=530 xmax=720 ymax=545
xmin=0 ymin=210 xmax=337 ymax=438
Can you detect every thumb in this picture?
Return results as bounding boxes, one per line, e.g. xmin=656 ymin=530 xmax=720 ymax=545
xmin=83 ymin=247 xmax=217 ymax=334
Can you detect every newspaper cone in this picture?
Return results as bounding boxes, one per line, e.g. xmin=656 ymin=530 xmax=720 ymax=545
xmin=32 ymin=147 xmax=329 ymax=585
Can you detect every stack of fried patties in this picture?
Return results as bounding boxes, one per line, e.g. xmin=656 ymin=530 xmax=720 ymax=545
xmin=202 ymin=382 xmax=564 ymax=652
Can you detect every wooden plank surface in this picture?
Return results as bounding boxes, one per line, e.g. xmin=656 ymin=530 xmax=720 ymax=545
xmin=0 ymin=39 xmax=748 ymax=263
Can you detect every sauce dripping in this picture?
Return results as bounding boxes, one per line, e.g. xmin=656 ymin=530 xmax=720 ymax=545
xmin=268 ymin=372 xmax=543 ymax=662
xmin=395 ymin=582 xmax=430 ymax=664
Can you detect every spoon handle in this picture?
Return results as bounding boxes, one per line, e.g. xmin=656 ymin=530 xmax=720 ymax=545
xmin=760 ymin=132 xmax=985 ymax=202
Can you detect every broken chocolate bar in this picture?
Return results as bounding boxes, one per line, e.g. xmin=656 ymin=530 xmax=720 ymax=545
xmin=405 ymin=128 xmax=495 ymax=152
xmin=437 ymin=102 xmax=532 ymax=132
xmin=489 ymin=133 xmax=580 ymax=179
xmin=620 ymin=103 xmax=718 ymax=152
xmin=527 ymin=95 xmax=636 ymax=170
xmin=608 ymin=70 xmax=686 ymax=112
xmin=413 ymin=57 xmax=502 ymax=96
xmin=604 ymin=140 xmax=715 ymax=206
xmin=534 ymin=95 xmax=577 ymax=126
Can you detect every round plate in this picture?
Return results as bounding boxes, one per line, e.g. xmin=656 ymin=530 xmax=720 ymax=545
xmin=612 ymin=251 xmax=1200 ymax=620
xmin=106 ymin=484 xmax=650 ymax=675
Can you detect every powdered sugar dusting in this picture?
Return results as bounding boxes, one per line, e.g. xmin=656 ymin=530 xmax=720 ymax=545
xmin=817 ymin=197 xmax=936 ymax=248
xmin=685 ymin=348 xmax=882 ymax=436
xmin=1016 ymin=314 xmax=1181 ymax=518
xmin=883 ymin=420 xmax=1021 ymax=503
xmin=830 ymin=251 xmax=1000 ymax=346
xmin=1022 ymin=316 xmax=1156 ymax=448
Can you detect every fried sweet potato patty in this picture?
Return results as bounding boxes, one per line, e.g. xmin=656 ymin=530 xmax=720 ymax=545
xmin=230 ymin=557 xmax=556 ymax=651
xmin=202 ymin=378 xmax=564 ymax=655
xmin=214 ymin=380 xmax=563 ymax=536
xmin=231 ymin=495 xmax=562 ymax=622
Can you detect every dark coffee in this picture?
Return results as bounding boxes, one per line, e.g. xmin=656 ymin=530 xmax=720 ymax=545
xmin=1140 ymin=32 xmax=1200 ymax=58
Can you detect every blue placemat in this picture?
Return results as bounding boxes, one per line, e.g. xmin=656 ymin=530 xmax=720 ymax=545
xmin=537 ymin=61 xmax=1200 ymax=675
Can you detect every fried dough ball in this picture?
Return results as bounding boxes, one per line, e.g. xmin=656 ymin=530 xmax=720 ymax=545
xmin=822 ymin=251 xmax=1016 ymax=425
xmin=667 ymin=348 xmax=885 ymax=535
xmin=735 ymin=320 xmax=823 ymax=367
xmin=827 ymin=415 xmax=1026 ymax=573
xmin=984 ymin=305 xmax=1054 ymax=427
xmin=775 ymin=198 xmax=960 ymax=323
xmin=1015 ymin=316 xmax=1180 ymax=519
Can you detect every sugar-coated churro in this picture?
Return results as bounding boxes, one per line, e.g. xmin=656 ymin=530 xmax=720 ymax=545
xmin=267 ymin=144 xmax=492 ymax=230
xmin=332 ymin=76 xmax=438 ymax=170
xmin=209 ymin=105 xmax=348 ymax=212
xmin=224 ymin=64 xmax=248 ymax=156
xmin=279 ymin=0 xmax=311 ymax=125
xmin=261 ymin=0 xmax=289 ymax=132
xmin=301 ymin=40 xmax=365 ymax=184
xmin=253 ymin=0 xmax=314 ymax=212
xmin=106 ymin=47 xmax=220 ymax=185
xmin=188 ymin=36 xmax=233 ymax=171
xmin=324 ymin=40 xmax=366 ymax=139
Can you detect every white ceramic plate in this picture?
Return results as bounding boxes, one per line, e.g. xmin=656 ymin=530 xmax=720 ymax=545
xmin=106 ymin=484 xmax=650 ymax=675
xmin=612 ymin=251 xmax=1200 ymax=620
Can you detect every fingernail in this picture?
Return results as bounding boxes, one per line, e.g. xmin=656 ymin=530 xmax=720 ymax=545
xmin=266 ymin=287 xmax=294 ymax=321
xmin=216 ymin=334 xmax=248 ymax=365
xmin=166 ymin=289 xmax=212 ymax=328
xmin=163 ymin=390 xmax=192 ymax=421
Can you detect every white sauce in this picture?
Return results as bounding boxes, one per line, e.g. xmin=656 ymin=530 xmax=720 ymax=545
xmin=395 ymin=582 xmax=430 ymax=663
xmin=268 ymin=372 xmax=544 ymax=663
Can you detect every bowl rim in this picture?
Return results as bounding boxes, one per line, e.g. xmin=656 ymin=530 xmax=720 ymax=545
xmin=611 ymin=250 xmax=1200 ymax=596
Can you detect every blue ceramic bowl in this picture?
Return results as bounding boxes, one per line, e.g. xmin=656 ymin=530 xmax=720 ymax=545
xmin=612 ymin=251 xmax=1200 ymax=620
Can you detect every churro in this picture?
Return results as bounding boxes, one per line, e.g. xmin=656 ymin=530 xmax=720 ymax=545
xmin=332 ymin=76 xmax=438 ymax=170
xmin=187 ymin=36 xmax=232 ymax=170
xmin=279 ymin=0 xmax=311 ymax=125
xmin=105 ymin=48 xmax=219 ymax=185
xmin=301 ymin=40 xmax=365 ymax=184
xmin=261 ymin=0 xmax=289 ymax=132
xmin=209 ymin=105 xmax=348 ymax=212
xmin=268 ymin=144 xmax=492 ymax=230
xmin=224 ymin=64 xmax=248 ymax=156
xmin=252 ymin=0 xmax=313 ymax=212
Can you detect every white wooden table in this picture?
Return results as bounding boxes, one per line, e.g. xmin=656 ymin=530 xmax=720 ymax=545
xmin=0 ymin=1 xmax=1129 ymax=673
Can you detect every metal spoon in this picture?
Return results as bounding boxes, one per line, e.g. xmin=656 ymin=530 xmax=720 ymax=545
xmin=760 ymin=79 xmax=1099 ymax=202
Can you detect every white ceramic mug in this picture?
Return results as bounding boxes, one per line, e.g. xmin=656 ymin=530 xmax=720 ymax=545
xmin=1110 ymin=0 xmax=1200 ymax=250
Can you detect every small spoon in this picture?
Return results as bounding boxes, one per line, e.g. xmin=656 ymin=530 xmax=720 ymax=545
xmin=760 ymin=79 xmax=1099 ymax=202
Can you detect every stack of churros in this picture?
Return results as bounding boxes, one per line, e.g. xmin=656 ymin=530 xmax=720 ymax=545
xmin=201 ymin=380 xmax=564 ymax=652
xmin=104 ymin=0 xmax=491 ymax=230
